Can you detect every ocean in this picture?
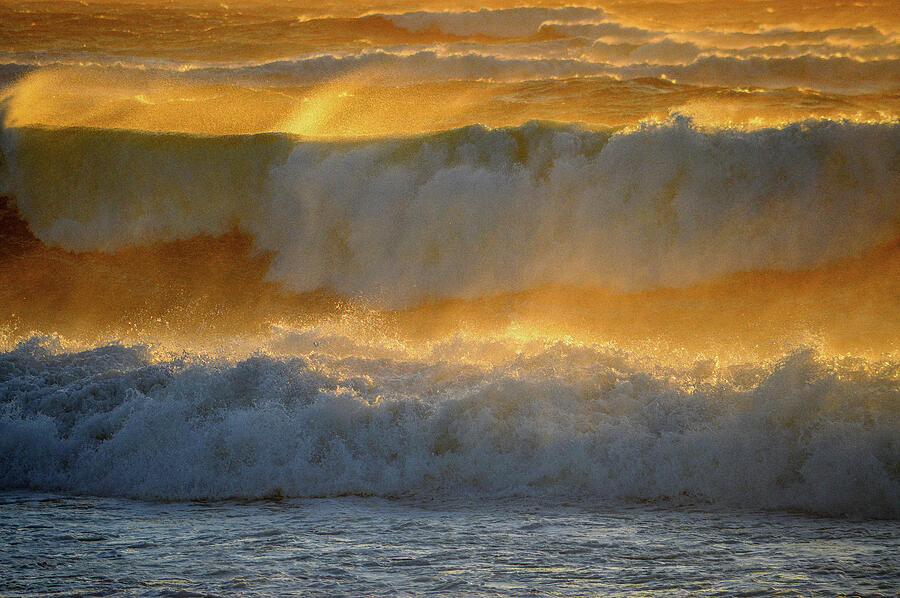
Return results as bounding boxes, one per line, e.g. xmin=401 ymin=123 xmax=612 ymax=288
xmin=1 ymin=0 xmax=898 ymax=595
xmin=3 ymin=493 xmax=898 ymax=596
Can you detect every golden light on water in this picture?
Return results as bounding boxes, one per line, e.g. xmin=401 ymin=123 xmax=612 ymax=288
xmin=0 ymin=0 xmax=898 ymax=366
xmin=2 ymin=190 xmax=897 ymax=366
xmin=2 ymin=0 xmax=898 ymax=136
xmin=3 ymin=66 xmax=897 ymax=137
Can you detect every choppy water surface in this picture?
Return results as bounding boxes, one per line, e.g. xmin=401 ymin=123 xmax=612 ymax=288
xmin=2 ymin=492 xmax=897 ymax=597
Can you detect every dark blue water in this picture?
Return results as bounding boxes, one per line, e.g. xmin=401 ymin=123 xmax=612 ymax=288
xmin=1 ymin=491 xmax=897 ymax=597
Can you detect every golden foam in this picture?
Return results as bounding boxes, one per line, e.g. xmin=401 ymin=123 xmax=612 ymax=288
xmin=2 ymin=200 xmax=897 ymax=366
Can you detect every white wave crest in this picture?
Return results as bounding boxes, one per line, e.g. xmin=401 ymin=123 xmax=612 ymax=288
xmin=2 ymin=118 xmax=898 ymax=306
xmin=1 ymin=336 xmax=897 ymax=517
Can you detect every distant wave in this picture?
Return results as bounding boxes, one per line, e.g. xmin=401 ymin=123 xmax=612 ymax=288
xmin=628 ymin=55 xmax=900 ymax=92
xmin=2 ymin=118 xmax=898 ymax=306
xmin=381 ymin=6 xmax=607 ymax=38
xmin=1 ymin=336 xmax=897 ymax=517
xmin=3 ymin=51 xmax=897 ymax=92
xmin=2 ymin=4 xmax=896 ymax=90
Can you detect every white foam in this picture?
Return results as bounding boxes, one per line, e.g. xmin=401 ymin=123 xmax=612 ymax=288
xmin=1 ymin=336 xmax=897 ymax=517
xmin=3 ymin=118 xmax=897 ymax=306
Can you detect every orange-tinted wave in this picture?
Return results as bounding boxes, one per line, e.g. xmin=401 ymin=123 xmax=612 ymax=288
xmin=3 ymin=196 xmax=898 ymax=360
xmin=2 ymin=120 xmax=897 ymax=307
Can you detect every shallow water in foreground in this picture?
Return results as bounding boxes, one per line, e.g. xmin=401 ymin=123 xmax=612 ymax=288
xmin=1 ymin=492 xmax=897 ymax=597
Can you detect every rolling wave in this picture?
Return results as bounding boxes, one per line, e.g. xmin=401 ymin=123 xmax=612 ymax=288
xmin=2 ymin=117 xmax=898 ymax=306
xmin=1 ymin=335 xmax=896 ymax=517
xmin=3 ymin=51 xmax=897 ymax=92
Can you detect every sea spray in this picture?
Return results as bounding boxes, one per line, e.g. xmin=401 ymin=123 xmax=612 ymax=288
xmin=2 ymin=118 xmax=898 ymax=307
xmin=1 ymin=335 xmax=897 ymax=517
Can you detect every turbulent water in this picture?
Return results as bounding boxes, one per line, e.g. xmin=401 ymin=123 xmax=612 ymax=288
xmin=2 ymin=335 xmax=899 ymax=519
xmin=1 ymin=1 xmax=899 ymax=595
xmin=3 ymin=493 xmax=899 ymax=597
xmin=4 ymin=118 xmax=899 ymax=304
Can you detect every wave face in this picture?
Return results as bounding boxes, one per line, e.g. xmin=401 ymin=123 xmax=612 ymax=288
xmin=1 ymin=336 xmax=897 ymax=517
xmin=2 ymin=118 xmax=898 ymax=306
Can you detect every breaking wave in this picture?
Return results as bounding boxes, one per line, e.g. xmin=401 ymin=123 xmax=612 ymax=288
xmin=1 ymin=0 xmax=898 ymax=528
xmin=1 ymin=117 xmax=898 ymax=306
xmin=0 ymin=335 xmax=897 ymax=517
xmin=3 ymin=52 xmax=898 ymax=92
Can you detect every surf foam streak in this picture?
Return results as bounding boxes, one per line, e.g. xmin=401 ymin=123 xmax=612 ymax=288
xmin=4 ymin=51 xmax=898 ymax=92
xmin=630 ymin=55 xmax=900 ymax=93
xmin=2 ymin=118 xmax=899 ymax=306
xmin=381 ymin=7 xmax=607 ymax=38
xmin=404 ymin=38 xmax=900 ymax=67
xmin=0 ymin=336 xmax=897 ymax=517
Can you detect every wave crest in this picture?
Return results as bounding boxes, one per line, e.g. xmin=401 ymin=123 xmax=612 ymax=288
xmin=1 ymin=336 xmax=897 ymax=517
xmin=2 ymin=118 xmax=898 ymax=306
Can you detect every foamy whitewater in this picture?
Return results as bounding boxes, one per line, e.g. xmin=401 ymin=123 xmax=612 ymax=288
xmin=2 ymin=335 xmax=898 ymax=517
xmin=1 ymin=1 xmax=899 ymax=595
xmin=3 ymin=118 xmax=898 ymax=304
